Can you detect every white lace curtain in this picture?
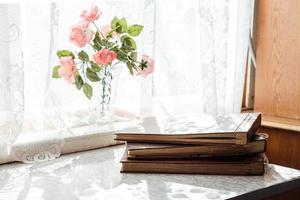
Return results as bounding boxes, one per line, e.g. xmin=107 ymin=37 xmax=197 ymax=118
xmin=0 ymin=0 xmax=253 ymax=162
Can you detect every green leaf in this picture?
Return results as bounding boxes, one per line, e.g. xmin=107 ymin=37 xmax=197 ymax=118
xmin=130 ymin=52 xmax=137 ymax=61
xmin=121 ymin=36 xmax=137 ymax=51
xmin=99 ymin=39 xmax=114 ymax=48
xmin=116 ymin=51 xmax=128 ymax=62
xmin=119 ymin=17 xmax=127 ymax=33
xmin=111 ymin=47 xmax=128 ymax=62
xmin=120 ymin=35 xmax=127 ymax=44
xmin=128 ymin=25 xmax=143 ymax=37
xmin=110 ymin=16 xmax=124 ymax=34
xmin=52 ymin=65 xmax=61 ymax=78
xmin=115 ymin=23 xmax=122 ymax=34
xmin=111 ymin=16 xmax=119 ymax=29
xmin=75 ymin=74 xmax=83 ymax=90
xmin=86 ymin=68 xmax=101 ymax=82
xmin=90 ymin=61 xmax=102 ymax=72
xmin=126 ymin=62 xmax=136 ymax=75
xmin=78 ymin=50 xmax=89 ymax=62
xmin=56 ymin=50 xmax=75 ymax=58
xmin=93 ymin=32 xmax=102 ymax=50
xmin=83 ymin=83 xmax=93 ymax=99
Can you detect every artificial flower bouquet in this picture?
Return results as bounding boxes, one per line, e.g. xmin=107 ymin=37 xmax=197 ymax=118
xmin=52 ymin=5 xmax=155 ymax=100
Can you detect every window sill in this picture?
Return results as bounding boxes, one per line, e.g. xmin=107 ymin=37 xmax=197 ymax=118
xmin=261 ymin=115 xmax=300 ymax=132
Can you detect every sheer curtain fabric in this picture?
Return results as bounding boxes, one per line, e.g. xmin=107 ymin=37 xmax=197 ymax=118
xmin=0 ymin=0 xmax=253 ymax=162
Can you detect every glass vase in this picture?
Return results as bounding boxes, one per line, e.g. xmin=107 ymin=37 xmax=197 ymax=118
xmin=94 ymin=65 xmax=121 ymax=129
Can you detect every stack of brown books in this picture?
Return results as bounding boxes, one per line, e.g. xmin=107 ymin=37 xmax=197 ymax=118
xmin=115 ymin=113 xmax=267 ymax=175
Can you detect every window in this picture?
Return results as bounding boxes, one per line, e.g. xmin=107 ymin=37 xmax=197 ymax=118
xmin=0 ymin=0 xmax=253 ymax=163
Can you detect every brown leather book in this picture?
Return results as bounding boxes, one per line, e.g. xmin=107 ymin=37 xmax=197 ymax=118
xmin=121 ymin=152 xmax=265 ymax=175
xmin=127 ymin=134 xmax=267 ymax=159
xmin=115 ymin=113 xmax=261 ymax=145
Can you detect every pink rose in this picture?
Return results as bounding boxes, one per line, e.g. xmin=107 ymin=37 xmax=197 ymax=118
xmin=93 ymin=49 xmax=117 ymax=65
xmin=69 ymin=21 xmax=93 ymax=48
xmin=138 ymin=54 xmax=155 ymax=77
xmin=100 ymin=25 xmax=117 ymax=39
xmin=58 ymin=56 xmax=77 ymax=84
xmin=80 ymin=5 xmax=100 ymax=22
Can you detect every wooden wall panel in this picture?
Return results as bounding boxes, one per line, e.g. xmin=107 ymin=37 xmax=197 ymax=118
xmin=254 ymin=0 xmax=300 ymax=119
xmin=259 ymin=127 xmax=300 ymax=169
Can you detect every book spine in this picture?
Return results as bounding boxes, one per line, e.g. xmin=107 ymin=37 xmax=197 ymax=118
xmin=128 ymin=151 xmax=264 ymax=160
xmin=121 ymin=162 xmax=264 ymax=175
xmin=247 ymin=113 xmax=262 ymax=141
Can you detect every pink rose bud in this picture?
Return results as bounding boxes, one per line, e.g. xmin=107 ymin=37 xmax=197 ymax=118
xmin=93 ymin=49 xmax=117 ymax=65
xmin=58 ymin=56 xmax=77 ymax=84
xmin=138 ymin=54 xmax=155 ymax=77
xmin=80 ymin=5 xmax=101 ymax=22
xmin=69 ymin=21 xmax=93 ymax=48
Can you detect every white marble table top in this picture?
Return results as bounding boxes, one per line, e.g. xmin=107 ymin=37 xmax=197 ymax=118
xmin=0 ymin=145 xmax=299 ymax=200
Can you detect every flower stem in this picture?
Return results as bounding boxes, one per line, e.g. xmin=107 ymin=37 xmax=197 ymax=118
xmin=101 ymin=69 xmax=106 ymax=117
xmin=92 ymin=22 xmax=105 ymax=38
xmin=80 ymin=63 xmax=86 ymax=82
xmin=111 ymin=61 xmax=121 ymax=69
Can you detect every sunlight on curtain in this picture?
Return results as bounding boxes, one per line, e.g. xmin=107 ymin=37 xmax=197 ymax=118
xmin=0 ymin=0 xmax=253 ymax=162
xmin=0 ymin=4 xmax=23 ymax=161
xmin=153 ymin=0 xmax=253 ymax=115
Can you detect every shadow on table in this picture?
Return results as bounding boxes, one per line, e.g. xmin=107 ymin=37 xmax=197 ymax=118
xmin=0 ymin=144 xmax=297 ymax=200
